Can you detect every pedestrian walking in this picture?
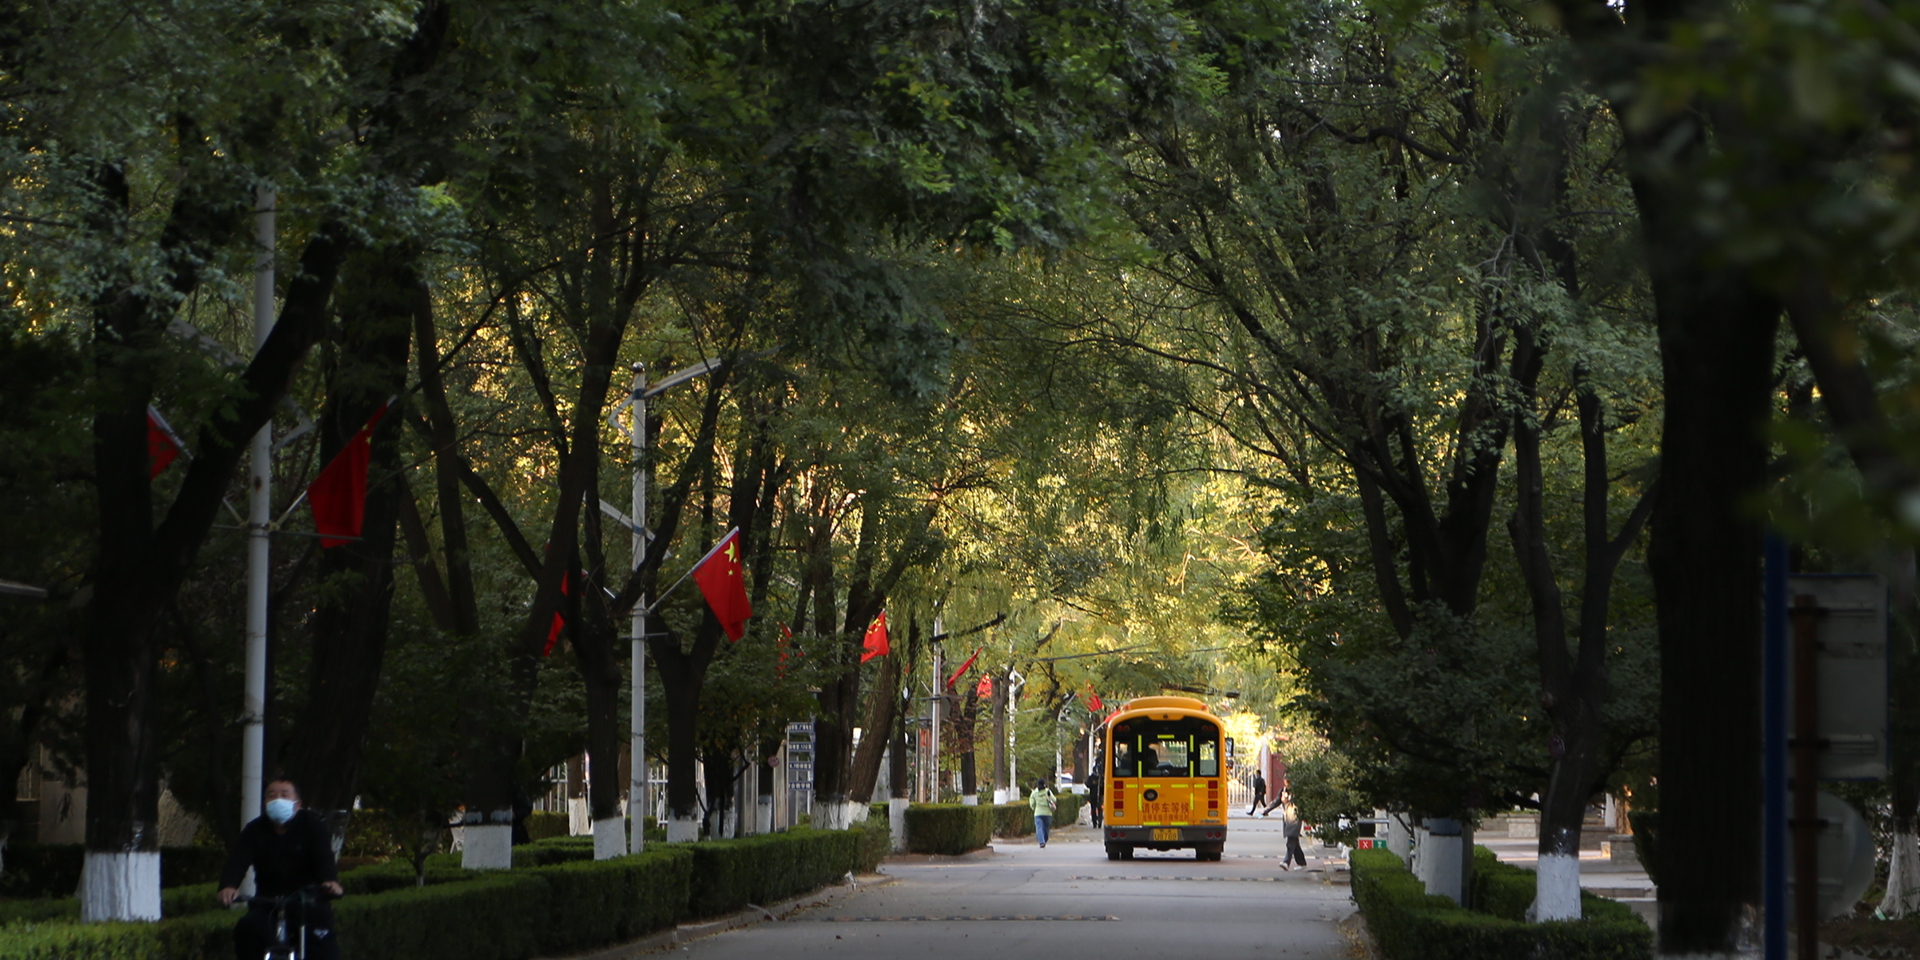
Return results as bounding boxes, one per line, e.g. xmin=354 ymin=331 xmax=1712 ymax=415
xmin=1247 ymin=772 xmax=1266 ymax=816
xmin=1281 ymin=801 xmax=1308 ymax=870
xmin=1030 ymin=778 xmax=1058 ymax=848
xmin=1088 ymin=754 xmax=1105 ymax=828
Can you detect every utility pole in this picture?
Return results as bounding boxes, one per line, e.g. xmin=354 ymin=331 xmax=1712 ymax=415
xmin=240 ymin=186 xmax=274 ymax=867
xmin=626 ymin=363 xmax=647 ymax=856
xmin=930 ymin=643 xmax=943 ymax=802
xmin=621 ymin=358 xmax=723 ymax=854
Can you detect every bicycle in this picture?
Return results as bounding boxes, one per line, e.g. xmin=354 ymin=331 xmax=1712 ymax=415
xmin=238 ymin=884 xmax=339 ymax=960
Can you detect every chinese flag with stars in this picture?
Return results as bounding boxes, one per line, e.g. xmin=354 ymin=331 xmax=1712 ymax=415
xmin=692 ymin=527 xmax=752 ymax=641
xmin=860 ymin=611 xmax=890 ymax=662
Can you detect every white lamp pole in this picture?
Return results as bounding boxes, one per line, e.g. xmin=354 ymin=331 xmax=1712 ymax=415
xmin=627 ymin=363 xmax=648 ymax=854
xmin=626 ymin=359 xmax=723 ymax=853
xmin=241 ymin=186 xmax=274 ymax=847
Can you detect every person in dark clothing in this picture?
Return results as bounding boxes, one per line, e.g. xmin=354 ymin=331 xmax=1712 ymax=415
xmin=1087 ymin=753 xmax=1105 ymax=828
xmin=511 ymin=782 xmax=534 ymax=846
xmin=1247 ymin=772 xmax=1266 ymax=816
xmin=218 ymin=779 xmax=343 ymax=960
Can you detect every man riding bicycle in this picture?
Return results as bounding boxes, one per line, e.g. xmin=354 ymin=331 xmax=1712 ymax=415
xmin=217 ymin=778 xmax=345 ymax=960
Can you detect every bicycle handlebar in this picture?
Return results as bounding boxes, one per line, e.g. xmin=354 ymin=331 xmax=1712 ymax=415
xmin=238 ymin=884 xmax=341 ymax=908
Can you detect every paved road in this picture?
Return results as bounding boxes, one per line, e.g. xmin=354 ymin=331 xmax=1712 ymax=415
xmin=676 ymin=812 xmax=1358 ymax=959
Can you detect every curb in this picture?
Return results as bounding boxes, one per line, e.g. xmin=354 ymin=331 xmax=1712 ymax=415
xmin=539 ymin=873 xmax=897 ymax=959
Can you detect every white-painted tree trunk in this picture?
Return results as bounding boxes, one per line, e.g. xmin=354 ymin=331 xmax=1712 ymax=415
xmin=961 ymin=793 xmax=978 ymax=806
xmin=592 ymin=817 xmax=625 ymax=860
xmin=665 ymin=815 xmax=699 ymax=842
xmin=1884 ymin=831 xmax=1920 ymax=917
xmin=889 ymin=798 xmax=908 ymax=853
xmin=756 ymin=797 xmax=773 ymax=835
xmin=992 ymin=788 xmax=1010 ymax=804
xmin=461 ymin=821 xmax=513 ymax=870
xmin=1410 ymin=826 xmax=1431 ymax=883
xmin=81 ymin=851 xmax=161 ymax=921
xmin=1422 ymin=833 xmax=1465 ymax=904
xmin=1386 ymin=815 xmax=1412 ymax=862
xmin=1528 ymin=852 xmax=1583 ymax=921
xmin=811 ymin=800 xmax=866 ymax=830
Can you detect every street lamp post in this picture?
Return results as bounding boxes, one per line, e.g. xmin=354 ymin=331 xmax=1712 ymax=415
xmin=621 ymin=359 xmax=722 ymax=855
xmin=241 ymin=187 xmax=274 ymax=887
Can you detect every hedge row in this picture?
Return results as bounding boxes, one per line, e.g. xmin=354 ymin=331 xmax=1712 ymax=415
xmin=0 ymin=844 xmax=229 ymax=899
xmin=903 ymin=804 xmax=993 ymax=855
xmin=1350 ymin=848 xmax=1651 ymax=960
xmin=0 ymin=824 xmax=889 ymax=960
xmin=686 ymin=825 xmax=886 ymax=918
xmin=993 ymin=804 xmax=1035 ymax=837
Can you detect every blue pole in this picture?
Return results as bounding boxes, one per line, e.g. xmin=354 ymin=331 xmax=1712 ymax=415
xmin=1763 ymin=531 xmax=1789 ymax=960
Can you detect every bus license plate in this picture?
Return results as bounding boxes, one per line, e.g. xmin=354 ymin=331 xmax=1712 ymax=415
xmin=1152 ymin=828 xmax=1179 ymax=841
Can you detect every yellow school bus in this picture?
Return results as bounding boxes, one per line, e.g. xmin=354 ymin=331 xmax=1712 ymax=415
xmin=1099 ymin=696 xmax=1228 ymax=861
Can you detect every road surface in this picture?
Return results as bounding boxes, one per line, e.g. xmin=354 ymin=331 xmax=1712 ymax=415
xmin=674 ymin=811 xmax=1359 ymax=959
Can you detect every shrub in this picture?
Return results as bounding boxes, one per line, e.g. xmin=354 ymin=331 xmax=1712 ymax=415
xmin=685 ymin=828 xmax=862 ymax=918
xmin=511 ymin=840 xmax=594 ymax=867
xmin=1350 ymin=847 xmax=1651 ymax=960
xmin=524 ymin=811 xmax=569 ymax=841
xmin=992 ymin=803 xmax=1033 ymax=837
xmin=903 ymin=804 xmax=992 ymax=855
xmin=852 ymin=819 xmax=890 ymax=873
xmin=993 ymin=792 xmax=1079 ymax=837
xmin=0 ymin=882 xmax=226 ymax=927
xmin=335 ymin=873 xmax=548 ymax=960
xmin=0 ymin=844 xmax=227 ymax=899
xmin=1056 ymin=793 xmax=1082 ymax=825
xmin=518 ymin=848 xmax=692 ymax=955
xmin=0 ymin=828 xmax=863 ymax=960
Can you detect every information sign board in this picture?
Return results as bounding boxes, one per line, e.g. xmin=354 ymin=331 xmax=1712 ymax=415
xmin=1787 ymin=575 xmax=1889 ymax=780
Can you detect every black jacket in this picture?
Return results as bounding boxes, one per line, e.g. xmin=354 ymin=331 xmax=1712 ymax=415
xmin=219 ymin=808 xmax=339 ymax=897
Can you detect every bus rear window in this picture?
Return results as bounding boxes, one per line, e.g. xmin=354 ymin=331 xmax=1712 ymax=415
xmin=1110 ymin=717 xmax=1220 ymax=778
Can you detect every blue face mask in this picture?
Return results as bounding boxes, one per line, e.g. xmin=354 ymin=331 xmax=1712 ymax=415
xmin=266 ymin=798 xmax=297 ymax=824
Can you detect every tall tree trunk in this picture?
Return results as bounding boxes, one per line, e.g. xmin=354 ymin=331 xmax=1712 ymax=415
xmin=849 ymin=638 xmax=903 ymax=803
xmin=956 ymin=685 xmax=979 ymax=799
xmin=82 ymin=209 xmax=345 ymax=919
xmin=1638 ymin=218 xmax=1779 ymax=951
xmin=280 ymin=251 xmax=416 ymax=842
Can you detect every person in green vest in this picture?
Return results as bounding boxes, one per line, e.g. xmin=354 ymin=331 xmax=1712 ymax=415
xmin=1029 ymin=778 xmax=1058 ymax=848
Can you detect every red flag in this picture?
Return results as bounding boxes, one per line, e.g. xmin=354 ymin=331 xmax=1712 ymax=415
xmin=945 ymin=647 xmax=980 ymax=690
xmin=1089 ymin=691 xmax=1103 ymax=712
xmin=692 ymin=528 xmax=751 ymax=641
xmin=777 ymin=622 xmax=795 ymax=677
xmin=146 ymin=407 xmax=186 ymax=479
xmin=860 ymin=612 xmax=889 ymax=662
xmin=543 ymin=572 xmax=571 ymax=657
xmin=308 ymin=402 xmax=390 ymax=548
xmin=976 ymin=674 xmax=992 ymax=698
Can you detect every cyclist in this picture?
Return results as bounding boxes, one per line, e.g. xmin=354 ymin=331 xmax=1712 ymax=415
xmin=217 ymin=778 xmax=344 ymax=960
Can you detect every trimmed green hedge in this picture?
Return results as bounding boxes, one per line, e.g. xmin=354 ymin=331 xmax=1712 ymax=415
xmin=523 ymin=811 xmax=568 ymax=841
xmin=0 ymin=844 xmax=228 ymax=899
xmin=1468 ymin=847 xmax=1642 ymax=927
xmin=993 ymin=793 xmax=1081 ymax=838
xmin=685 ymin=827 xmax=870 ymax=918
xmin=1350 ymin=848 xmax=1651 ymax=960
xmin=488 ymin=849 xmax=690 ymax=958
xmin=0 ymin=825 xmax=879 ymax=960
xmin=993 ymin=803 xmax=1034 ymax=837
xmin=904 ymin=804 xmax=993 ymax=855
